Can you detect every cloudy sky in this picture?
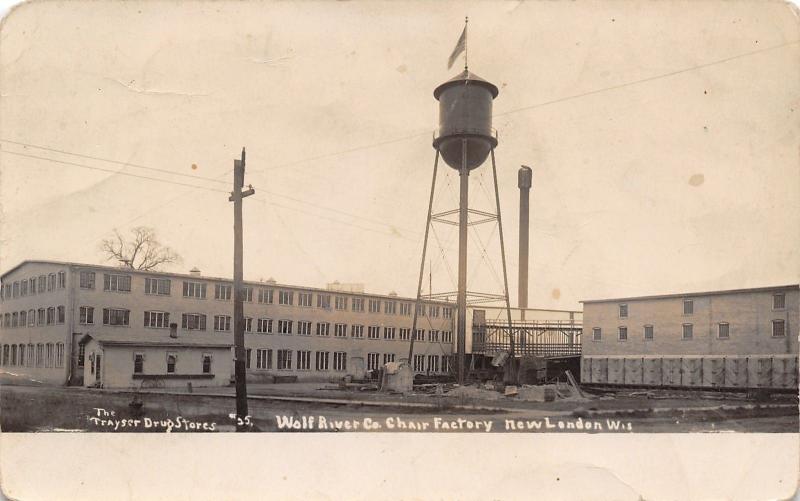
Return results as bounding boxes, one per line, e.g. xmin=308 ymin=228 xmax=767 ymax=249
xmin=1 ymin=1 xmax=798 ymax=310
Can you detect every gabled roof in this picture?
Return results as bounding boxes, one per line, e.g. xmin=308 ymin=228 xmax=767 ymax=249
xmin=79 ymin=331 xmax=232 ymax=349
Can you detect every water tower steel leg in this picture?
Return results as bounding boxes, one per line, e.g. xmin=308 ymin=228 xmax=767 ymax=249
xmin=490 ymin=148 xmax=516 ymax=382
xmin=408 ymin=151 xmax=440 ymax=367
xmin=457 ymin=138 xmax=469 ymax=385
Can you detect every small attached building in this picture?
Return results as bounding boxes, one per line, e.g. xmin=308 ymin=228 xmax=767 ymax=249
xmin=79 ymin=330 xmax=233 ymax=389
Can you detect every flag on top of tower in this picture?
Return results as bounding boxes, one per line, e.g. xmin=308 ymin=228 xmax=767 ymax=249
xmin=447 ymin=18 xmax=467 ymax=69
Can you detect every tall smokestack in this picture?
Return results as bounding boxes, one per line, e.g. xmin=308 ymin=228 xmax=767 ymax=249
xmin=518 ymin=166 xmax=532 ymax=316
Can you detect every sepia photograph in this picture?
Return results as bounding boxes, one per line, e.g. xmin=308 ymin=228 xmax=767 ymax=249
xmin=0 ymin=0 xmax=798 ymax=499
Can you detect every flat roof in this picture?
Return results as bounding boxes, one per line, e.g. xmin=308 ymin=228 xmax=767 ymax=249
xmin=581 ymin=284 xmax=799 ymax=304
xmin=79 ymin=331 xmax=233 ymax=349
xmin=1 ymin=260 xmax=453 ymax=305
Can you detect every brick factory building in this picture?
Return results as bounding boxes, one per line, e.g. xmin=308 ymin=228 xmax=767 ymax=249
xmin=0 ymin=261 xmax=454 ymax=388
xmin=581 ymin=285 xmax=799 ymax=390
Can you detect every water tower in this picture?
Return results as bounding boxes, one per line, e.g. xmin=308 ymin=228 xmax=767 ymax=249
xmin=406 ymin=61 xmax=515 ymax=384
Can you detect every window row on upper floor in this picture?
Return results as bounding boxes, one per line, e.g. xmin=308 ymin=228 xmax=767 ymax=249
xmin=76 ymin=271 xmax=454 ymax=318
xmin=615 ymin=293 xmax=788 ymax=319
xmin=591 ymin=319 xmax=789 ymax=341
xmin=1 ymin=306 xmax=65 ymax=328
xmin=0 ymin=272 xmax=67 ymax=301
xmin=0 ymin=342 xmax=64 ymax=369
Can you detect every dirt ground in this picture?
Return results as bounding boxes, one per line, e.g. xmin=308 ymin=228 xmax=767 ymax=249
xmin=1 ymin=383 xmax=797 ymax=433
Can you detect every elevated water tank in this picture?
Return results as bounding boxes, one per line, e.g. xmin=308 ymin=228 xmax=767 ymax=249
xmin=432 ymin=69 xmax=499 ymax=170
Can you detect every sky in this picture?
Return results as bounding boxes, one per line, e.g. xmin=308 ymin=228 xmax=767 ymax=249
xmin=1 ymin=1 xmax=798 ymax=311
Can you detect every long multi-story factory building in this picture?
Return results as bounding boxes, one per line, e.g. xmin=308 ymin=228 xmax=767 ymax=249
xmin=0 ymin=261 xmax=455 ymax=387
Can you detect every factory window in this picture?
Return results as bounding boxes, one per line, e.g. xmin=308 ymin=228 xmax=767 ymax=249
xmin=20 ymin=280 xmax=27 ymax=297
xmin=317 ymin=294 xmax=331 ymax=309
xmin=442 ymin=356 xmax=451 ymax=373
xmin=0 ymin=313 xmax=6 ymax=328
xmin=11 ymin=312 xmax=17 ymax=328
xmin=682 ymin=323 xmax=693 ymax=340
xmin=245 ymin=349 xmax=251 ymax=369
xmin=683 ymin=299 xmax=694 ymax=315
xmin=618 ymin=327 xmax=627 ymax=341
xmin=182 ymin=313 xmax=207 ymax=331
xmin=182 ymin=281 xmax=207 ymax=299
xmin=430 ymin=306 xmax=440 ymax=318
xmin=333 ymin=351 xmax=347 ymax=372
xmin=298 ymin=321 xmax=312 ymax=336
xmin=427 ymin=355 xmax=439 ymax=373
xmin=27 ymin=309 xmax=35 ymax=326
xmin=144 ymin=277 xmax=171 ymax=296
xmin=277 ymin=349 xmax=293 ymax=370
xmin=257 ymin=318 xmax=273 ymax=334
xmin=399 ymin=328 xmax=411 ymax=341
xmin=256 ymin=349 xmax=272 ymax=369
xmin=400 ymin=303 xmax=412 ymax=316
xmin=57 ymin=306 xmax=65 ymax=324
xmin=58 ymin=271 xmax=66 ymax=289
xmin=36 ymin=344 xmax=43 ymax=367
xmin=385 ymin=301 xmax=397 ymax=315
xmin=55 ymin=343 xmax=64 ymax=368
xmin=383 ymin=327 xmax=396 ymax=340
xmin=644 ymin=325 xmax=654 ymax=340
xmin=351 ymin=325 xmax=364 ymax=339
xmin=773 ymin=293 xmax=786 ymax=310
xmin=77 ymin=344 xmax=85 ymax=367
xmin=29 ymin=277 xmax=37 ymax=295
xmin=428 ymin=330 xmax=439 ymax=342
xmin=47 ymin=273 xmax=56 ymax=291
xmin=258 ymin=288 xmax=274 ymax=304
xmin=367 ymin=353 xmax=380 ymax=371
xmin=297 ymin=350 xmax=311 ymax=371
xmin=334 ymin=323 xmax=347 ymax=337
xmin=38 ymin=275 xmax=46 ymax=293
xmin=103 ymin=308 xmax=130 ymax=326
xmin=166 ymin=353 xmax=176 ymax=373
xmin=45 ymin=307 xmax=55 ymax=325
xmin=368 ymin=299 xmax=381 ymax=313
xmin=367 ymin=326 xmax=380 ymax=339
xmin=316 ymin=322 xmax=330 ymax=337
xmin=315 ymin=351 xmax=330 ymax=371
xmin=133 ymin=353 xmax=144 ymax=374
xmin=383 ymin=353 xmax=396 ymax=365
xmin=415 ymin=304 xmax=426 ymax=317
xmin=80 ymin=271 xmax=96 ymax=290
xmin=19 ymin=310 xmax=27 ymax=327
xmin=298 ymin=292 xmax=312 ymax=307
xmin=37 ymin=308 xmax=45 ymax=325
xmin=45 ymin=343 xmax=54 ymax=368
xmin=242 ymin=287 xmax=253 ymax=302
xmin=1 ymin=345 xmax=7 ymax=365
xmin=104 ymin=273 xmax=131 ymax=292
xmin=772 ymin=320 xmax=786 ymax=338
xmin=335 ymin=296 xmax=347 ymax=310
xmin=10 ymin=345 xmax=16 ymax=365
xmin=214 ymin=315 xmax=231 ymax=332
xmin=18 ymin=344 xmax=24 ymax=366
xmin=278 ymin=320 xmax=293 ymax=335
xmin=413 ymin=354 xmax=425 ymax=372
xmin=414 ymin=329 xmax=425 ymax=342
xmin=718 ymin=322 xmax=730 ymax=339
xmin=12 ymin=281 xmax=19 ymax=298
xmin=214 ymin=284 xmax=231 ymax=300
xmin=352 ymin=298 xmax=364 ymax=312
xmin=202 ymin=354 xmax=212 ymax=374
xmin=144 ymin=311 xmax=170 ymax=328
xmin=243 ymin=317 xmax=253 ymax=332
xmin=443 ymin=307 xmax=453 ymax=319
xmin=618 ymin=304 xmax=628 ymax=318
xmin=442 ymin=331 xmax=453 ymax=343
xmin=278 ymin=290 xmax=293 ymax=305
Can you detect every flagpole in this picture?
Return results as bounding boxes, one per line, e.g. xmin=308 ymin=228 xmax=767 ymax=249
xmin=464 ymin=16 xmax=469 ymax=71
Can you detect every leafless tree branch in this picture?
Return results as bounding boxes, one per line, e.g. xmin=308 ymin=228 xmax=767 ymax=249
xmin=100 ymin=226 xmax=182 ymax=271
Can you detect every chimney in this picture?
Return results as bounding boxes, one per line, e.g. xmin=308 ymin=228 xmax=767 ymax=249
xmin=189 ymin=267 xmax=201 ymax=277
xmin=518 ymin=166 xmax=532 ymax=318
xmin=169 ymin=322 xmax=178 ymax=338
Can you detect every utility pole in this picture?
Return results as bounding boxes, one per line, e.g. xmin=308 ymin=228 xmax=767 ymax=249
xmin=229 ymin=147 xmax=255 ymax=431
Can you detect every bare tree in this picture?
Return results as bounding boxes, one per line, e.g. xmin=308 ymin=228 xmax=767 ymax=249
xmin=100 ymin=226 xmax=182 ymax=271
